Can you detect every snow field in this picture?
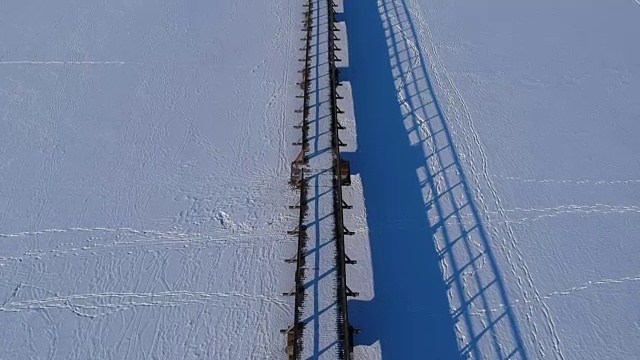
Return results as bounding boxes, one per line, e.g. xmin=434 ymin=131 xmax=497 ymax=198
xmin=0 ymin=0 xmax=303 ymax=358
xmin=403 ymin=0 xmax=640 ymax=358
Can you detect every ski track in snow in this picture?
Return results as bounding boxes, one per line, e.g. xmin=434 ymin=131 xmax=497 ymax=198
xmin=0 ymin=232 xmax=288 ymax=264
xmin=1 ymin=285 xmax=290 ymax=318
xmin=348 ymin=203 xmax=640 ymax=237
xmin=494 ymin=175 xmax=640 ymax=186
xmin=0 ymin=61 xmax=130 ymax=65
xmin=470 ymin=274 xmax=640 ymax=315
xmin=435 ymin=204 xmax=640 ymax=226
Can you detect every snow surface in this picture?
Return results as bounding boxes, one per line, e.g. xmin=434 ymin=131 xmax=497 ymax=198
xmin=2 ymin=0 xmax=639 ymax=359
xmin=340 ymin=0 xmax=640 ymax=359
xmin=0 ymin=0 xmax=301 ymax=358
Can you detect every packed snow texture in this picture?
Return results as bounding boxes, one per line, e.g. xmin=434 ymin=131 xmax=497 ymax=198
xmin=0 ymin=0 xmax=301 ymax=359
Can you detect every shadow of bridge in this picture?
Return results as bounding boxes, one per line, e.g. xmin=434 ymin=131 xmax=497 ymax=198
xmin=340 ymin=0 xmax=530 ymax=359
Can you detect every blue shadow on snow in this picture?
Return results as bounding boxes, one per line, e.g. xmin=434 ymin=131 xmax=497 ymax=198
xmin=342 ymin=0 xmax=529 ymax=359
